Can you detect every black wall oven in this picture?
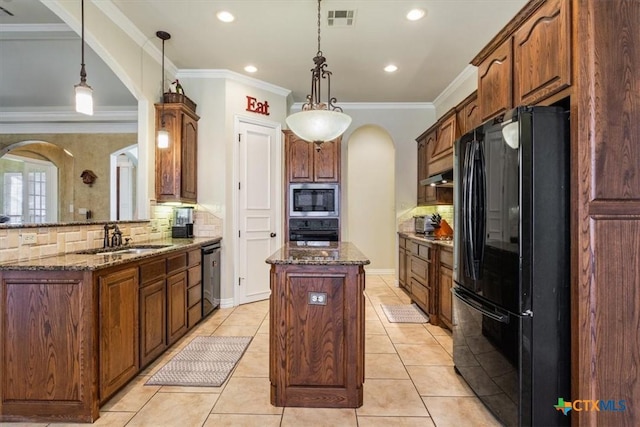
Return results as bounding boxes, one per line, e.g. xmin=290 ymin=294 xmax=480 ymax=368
xmin=289 ymin=218 xmax=339 ymax=242
xmin=289 ymin=183 xmax=339 ymax=217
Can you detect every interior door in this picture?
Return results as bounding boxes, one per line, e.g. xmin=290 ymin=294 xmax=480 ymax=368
xmin=236 ymin=117 xmax=281 ymax=305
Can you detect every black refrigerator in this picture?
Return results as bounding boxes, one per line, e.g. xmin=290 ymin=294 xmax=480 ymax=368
xmin=452 ymin=106 xmax=571 ymax=427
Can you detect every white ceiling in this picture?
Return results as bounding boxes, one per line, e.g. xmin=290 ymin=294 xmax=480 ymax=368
xmin=0 ymin=0 xmax=527 ymax=117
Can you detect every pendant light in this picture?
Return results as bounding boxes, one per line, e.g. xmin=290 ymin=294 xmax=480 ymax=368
xmin=74 ymin=0 xmax=93 ymax=115
xmin=285 ymin=0 xmax=351 ymax=147
xmin=156 ymin=30 xmax=171 ymax=149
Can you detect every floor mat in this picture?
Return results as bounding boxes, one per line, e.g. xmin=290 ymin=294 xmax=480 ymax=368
xmin=146 ymin=336 xmax=252 ymax=387
xmin=381 ymin=303 xmax=429 ymax=323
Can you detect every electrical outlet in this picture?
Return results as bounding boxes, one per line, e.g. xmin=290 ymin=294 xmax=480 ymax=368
xmin=308 ymin=292 xmax=327 ymax=305
xmin=21 ymin=233 xmax=37 ymax=244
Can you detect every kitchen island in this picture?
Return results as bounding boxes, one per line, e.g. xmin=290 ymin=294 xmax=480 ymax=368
xmin=266 ymin=241 xmax=370 ymax=408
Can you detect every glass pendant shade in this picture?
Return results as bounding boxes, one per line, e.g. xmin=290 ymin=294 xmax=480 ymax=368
xmin=157 ymin=128 xmax=170 ymax=149
xmin=286 ymin=109 xmax=352 ymax=143
xmin=75 ymin=82 xmax=93 ymax=115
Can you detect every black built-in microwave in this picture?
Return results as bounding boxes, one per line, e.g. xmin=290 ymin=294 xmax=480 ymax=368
xmin=289 ymin=183 xmax=339 ymax=217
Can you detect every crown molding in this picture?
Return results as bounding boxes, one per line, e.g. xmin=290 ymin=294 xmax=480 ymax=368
xmin=432 ymin=65 xmax=478 ymax=113
xmin=177 ymin=69 xmax=292 ymax=98
xmin=289 ymin=102 xmax=435 ymax=112
xmin=0 ymin=122 xmax=137 ymax=134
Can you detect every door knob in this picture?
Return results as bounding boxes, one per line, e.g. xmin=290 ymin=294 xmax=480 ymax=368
xmin=270 ymin=232 xmax=276 ymax=237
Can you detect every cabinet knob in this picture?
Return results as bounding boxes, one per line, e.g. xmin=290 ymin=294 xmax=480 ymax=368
xmin=270 ymin=232 xmax=277 ymax=238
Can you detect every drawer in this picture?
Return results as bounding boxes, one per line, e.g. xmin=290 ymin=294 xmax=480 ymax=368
xmin=399 ymin=236 xmax=407 ymax=249
xmin=410 ymin=256 xmax=430 ymax=284
xmin=187 ymin=249 xmax=201 ymax=267
xmin=188 ymin=265 xmax=201 ymax=286
xmin=188 ymin=283 xmax=202 ymax=307
xmin=410 ymin=278 xmax=428 ymax=307
xmin=440 ymin=247 xmax=453 ymax=267
xmin=139 ymin=258 xmax=166 ymax=285
xmin=167 ymin=252 xmax=187 ymax=274
xmin=188 ymin=303 xmax=202 ymax=328
xmin=417 ymin=243 xmax=432 ymax=260
xmin=408 ymin=241 xmax=419 ymax=254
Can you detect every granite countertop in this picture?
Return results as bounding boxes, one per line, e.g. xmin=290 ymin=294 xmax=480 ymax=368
xmin=266 ymin=241 xmax=371 ymax=266
xmin=399 ymin=231 xmax=454 ymax=248
xmin=0 ymin=236 xmax=222 ymax=271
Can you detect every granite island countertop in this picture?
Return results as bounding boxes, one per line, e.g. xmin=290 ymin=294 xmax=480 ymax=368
xmin=266 ymin=241 xmax=370 ymax=266
xmin=0 ymin=236 xmax=221 ymax=271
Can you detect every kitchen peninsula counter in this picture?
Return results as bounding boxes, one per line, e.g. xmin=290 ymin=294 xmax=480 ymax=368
xmin=0 ymin=236 xmax=221 ymax=423
xmin=266 ymin=242 xmax=370 ymax=408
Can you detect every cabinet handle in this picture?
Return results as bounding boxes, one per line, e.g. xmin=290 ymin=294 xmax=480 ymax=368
xmin=270 ymin=232 xmax=276 ymax=238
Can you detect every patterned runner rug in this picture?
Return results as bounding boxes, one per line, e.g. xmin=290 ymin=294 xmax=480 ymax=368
xmin=146 ymin=336 xmax=252 ymax=387
xmin=381 ymin=303 xmax=429 ymax=323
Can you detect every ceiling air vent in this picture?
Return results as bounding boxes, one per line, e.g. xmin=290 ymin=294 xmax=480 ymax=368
xmin=327 ymin=10 xmax=356 ymax=27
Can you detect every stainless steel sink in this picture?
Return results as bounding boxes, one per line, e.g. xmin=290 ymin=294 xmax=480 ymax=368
xmin=75 ymin=244 xmax=174 ymax=255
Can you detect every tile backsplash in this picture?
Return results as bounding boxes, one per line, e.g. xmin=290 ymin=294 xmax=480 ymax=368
xmin=0 ymin=204 xmax=223 ymax=264
xmin=397 ymin=204 xmax=454 ymax=233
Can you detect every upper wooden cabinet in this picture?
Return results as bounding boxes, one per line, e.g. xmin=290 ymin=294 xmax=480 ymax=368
xmin=416 ymin=134 xmax=431 ymax=205
xmin=429 ymin=112 xmax=457 ymax=176
xmin=155 ymin=102 xmax=199 ymax=203
xmin=284 ymin=130 xmax=341 ymax=183
xmin=473 ymin=0 xmax=571 ymax=121
xmin=513 ymin=0 xmax=571 ymax=105
xmin=478 ymin=38 xmax=513 ymax=122
xmin=456 ymin=91 xmax=481 ymax=135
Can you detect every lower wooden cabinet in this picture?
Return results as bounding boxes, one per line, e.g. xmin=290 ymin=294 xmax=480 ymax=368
xmin=398 ymin=236 xmax=409 ymax=291
xmin=438 ymin=247 xmax=454 ymax=330
xmin=139 ymin=279 xmax=167 ymax=367
xmin=98 ymin=266 xmax=140 ymax=402
xmin=407 ymin=240 xmax=436 ymax=322
xmin=167 ymin=271 xmax=188 ymax=346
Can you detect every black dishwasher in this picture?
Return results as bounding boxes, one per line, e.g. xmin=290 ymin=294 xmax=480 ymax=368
xmin=201 ymin=242 xmax=221 ymax=316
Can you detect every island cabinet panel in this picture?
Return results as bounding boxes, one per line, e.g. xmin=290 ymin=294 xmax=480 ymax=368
xmin=0 ymin=271 xmax=98 ymax=423
xmin=98 ymin=267 xmax=139 ymax=403
xmin=513 ymin=0 xmax=571 ymax=106
xmin=286 ymin=276 xmax=345 ymax=387
xmin=270 ymin=264 xmax=364 ymax=408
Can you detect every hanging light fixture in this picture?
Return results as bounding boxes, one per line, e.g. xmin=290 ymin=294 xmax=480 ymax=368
xmin=156 ymin=30 xmax=171 ymax=149
xmin=74 ymin=0 xmax=93 ymax=115
xmin=285 ymin=0 xmax=351 ymax=147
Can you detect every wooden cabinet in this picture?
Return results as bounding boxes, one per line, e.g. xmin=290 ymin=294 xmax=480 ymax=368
xmin=474 ymin=0 xmax=571 ymax=121
xmin=416 ymin=116 xmax=455 ymax=206
xmin=416 ymin=136 xmax=430 ymax=205
xmin=269 ymin=262 xmax=365 ymax=408
xmin=429 ymin=112 xmax=456 ymax=175
xmin=407 ymin=240 xmax=436 ymax=321
xmin=139 ymin=258 xmax=167 ymax=368
xmin=98 ymin=266 xmax=139 ymax=402
xmin=186 ymin=249 xmax=203 ymax=328
xmin=398 ymin=236 xmax=409 ymax=291
xmin=438 ymin=247 xmax=454 ymax=330
xmin=155 ymin=102 xmax=199 ymax=203
xmin=513 ymin=0 xmax=571 ymax=106
xmin=478 ymin=37 xmax=513 ymax=121
xmin=456 ymin=91 xmax=481 ymax=135
xmin=284 ymin=130 xmax=341 ymax=183
xmin=166 ymin=252 xmax=188 ymax=346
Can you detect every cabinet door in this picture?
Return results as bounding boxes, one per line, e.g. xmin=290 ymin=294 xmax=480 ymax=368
xmin=180 ymin=113 xmax=198 ymax=202
xmin=99 ymin=267 xmax=139 ymax=401
xmin=457 ymin=91 xmax=480 ymax=135
xmin=155 ymin=103 xmax=199 ymax=203
xmin=167 ymin=271 xmax=188 ymax=345
xmin=513 ymin=0 xmax=571 ymax=105
xmin=439 ymin=266 xmax=453 ymax=330
xmin=139 ymin=279 xmax=167 ymax=368
xmin=286 ymin=132 xmax=314 ymax=182
xmin=314 ymin=138 xmax=341 ymax=182
xmin=416 ymin=139 xmax=427 ymax=205
xmin=398 ymin=247 xmax=407 ymax=291
xmin=478 ymin=38 xmax=513 ymax=121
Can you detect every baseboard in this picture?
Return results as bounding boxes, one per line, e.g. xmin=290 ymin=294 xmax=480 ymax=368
xmin=365 ymin=268 xmax=395 ymax=276
xmin=219 ymin=297 xmax=235 ymax=309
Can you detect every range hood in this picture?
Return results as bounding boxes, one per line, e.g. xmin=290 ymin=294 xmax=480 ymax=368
xmin=420 ymin=169 xmax=453 ymax=187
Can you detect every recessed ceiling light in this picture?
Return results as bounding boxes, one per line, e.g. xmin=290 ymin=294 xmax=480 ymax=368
xmin=244 ymin=65 xmax=258 ymax=73
xmin=216 ymin=11 xmax=235 ymax=23
xmin=406 ymin=8 xmax=426 ymax=21
xmin=384 ymin=64 xmax=398 ymax=73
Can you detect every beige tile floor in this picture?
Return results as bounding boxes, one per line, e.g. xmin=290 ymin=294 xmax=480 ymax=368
xmin=5 ymin=275 xmax=501 ymax=427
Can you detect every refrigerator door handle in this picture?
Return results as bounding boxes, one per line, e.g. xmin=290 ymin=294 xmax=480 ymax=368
xmin=453 ymin=287 xmax=509 ymax=323
xmin=463 ymin=141 xmax=477 ymax=280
